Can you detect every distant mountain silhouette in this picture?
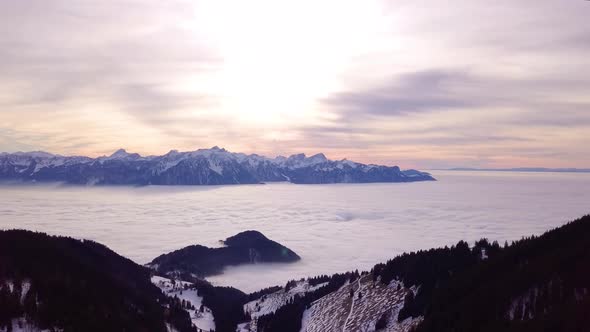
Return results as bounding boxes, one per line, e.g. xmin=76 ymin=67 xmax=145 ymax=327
xmin=447 ymin=167 xmax=590 ymax=173
xmin=0 ymin=147 xmax=435 ymax=185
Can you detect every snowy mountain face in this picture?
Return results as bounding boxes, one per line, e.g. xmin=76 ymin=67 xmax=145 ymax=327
xmin=0 ymin=147 xmax=435 ymax=185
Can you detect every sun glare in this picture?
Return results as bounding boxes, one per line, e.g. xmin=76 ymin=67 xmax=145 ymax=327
xmin=185 ymin=0 xmax=387 ymax=125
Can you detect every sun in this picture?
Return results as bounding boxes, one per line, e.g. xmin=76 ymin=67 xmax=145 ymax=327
xmin=181 ymin=0 xmax=388 ymax=126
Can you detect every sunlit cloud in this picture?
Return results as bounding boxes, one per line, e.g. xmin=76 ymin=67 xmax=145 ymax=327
xmin=0 ymin=0 xmax=588 ymax=167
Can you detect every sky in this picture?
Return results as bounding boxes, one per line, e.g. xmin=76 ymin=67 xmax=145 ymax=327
xmin=1 ymin=0 xmax=589 ymax=168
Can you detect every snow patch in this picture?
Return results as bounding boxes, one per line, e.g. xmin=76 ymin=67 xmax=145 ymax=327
xmin=244 ymin=280 xmax=328 ymax=319
xmin=20 ymin=281 xmax=31 ymax=304
xmin=481 ymin=248 xmax=488 ymax=260
xmin=300 ymin=274 xmax=420 ymax=332
xmin=208 ymin=160 xmax=224 ymax=175
xmin=0 ymin=317 xmax=62 ymax=332
xmin=507 ymin=286 xmax=541 ymax=321
xmin=152 ymin=276 xmax=215 ymax=332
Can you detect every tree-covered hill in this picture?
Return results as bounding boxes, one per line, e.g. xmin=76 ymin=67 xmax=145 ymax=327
xmin=148 ymin=230 xmax=300 ymax=278
xmin=0 ymin=230 xmax=195 ymax=332
xmin=249 ymin=215 xmax=590 ymax=332
xmin=416 ymin=214 xmax=590 ymax=332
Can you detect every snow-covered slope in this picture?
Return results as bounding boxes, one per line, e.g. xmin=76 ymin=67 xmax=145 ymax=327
xmin=299 ymin=275 xmax=421 ymax=332
xmin=238 ymin=276 xmax=422 ymax=332
xmin=152 ymin=276 xmax=216 ymax=332
xmin=240 ymin=280 xmax=329 ymax=332
xmin=244 ymin=280 xmax=328 ymax=319
xmin=0 ymin=147 xmax=435 ymax=185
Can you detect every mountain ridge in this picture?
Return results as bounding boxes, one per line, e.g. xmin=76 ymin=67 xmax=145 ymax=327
xmin=445 ymin=167 xmax=590 ymax=173
xmin=0 ymin=146 xmax=435 ymax=185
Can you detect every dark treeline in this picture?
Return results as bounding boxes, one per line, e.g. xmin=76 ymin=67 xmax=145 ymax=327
xmin=247 ymin=285 xmax=283 ymax=302
xmin=253 ymin=238 xmax=498 ymax=332
xmin=195 ymin=271 xmax=359 ymax=332
xmin=251 ymin=215 xmax=590 ymax=332
xmin=0 ymin=230 xmax=195 ymax=332
xmin=307 ymin=274 xmax=332 ymax=287
xmin=152 ymin=271 xmax=249 ymax=332
xmin=416 ymin=214 xmax=590 ymax=332
xmin=373 ymin=238 xmax=501 ymax=320
xmin=197 ymin=283 xmax=248 ymax=332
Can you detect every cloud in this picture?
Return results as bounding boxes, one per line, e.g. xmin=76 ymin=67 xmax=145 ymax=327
xmin=0 ymin=0 xmax=221 ymax=114
xmin=0 ymin=0 xmax=233 ymax=154
xmin=288 ymin=65 xmax=590 ymax=167
xmin=0 ymin=0 xmax=589 ymax=167
xmin=323 ymin=70 xmax=480 ymax=118
xmin=323 ymin=68 xmax=590 ymax=122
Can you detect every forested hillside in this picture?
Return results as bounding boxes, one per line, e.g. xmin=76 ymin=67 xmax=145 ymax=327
xmin=149 ymin=230 xmax=300 ymax=278
xmin=416 ymin=214 xmax=590 ymax=332
xmin=0 ymin=230 xmax=195 ymax=332
xmin=2 ymin=215 xmax=588 ymax=332
xmin=251 ymin=215 xmax=590 ymax=332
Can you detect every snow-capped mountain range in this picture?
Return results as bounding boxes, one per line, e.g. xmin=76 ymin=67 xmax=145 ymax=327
xmin=0 ymin=146 xmax=435 ymax=185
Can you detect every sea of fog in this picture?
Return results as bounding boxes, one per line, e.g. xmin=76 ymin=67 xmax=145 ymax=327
xmin=1 ymin=170 xmax=589 ymax=293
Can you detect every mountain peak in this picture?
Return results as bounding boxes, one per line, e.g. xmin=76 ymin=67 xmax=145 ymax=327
xmin=288 ymin=153 xmax=306 ymax=160
xmin=108 ymin=149 xmax=141 ymax=160
xmin=110 ymin=148 xmax=128 ymax=157
xmin=309 ymin=153 xmax=327 ymax=162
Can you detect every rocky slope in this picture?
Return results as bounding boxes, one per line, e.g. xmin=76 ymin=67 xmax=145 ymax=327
xmin=0 ymin=147 xmax=435 ymax=185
